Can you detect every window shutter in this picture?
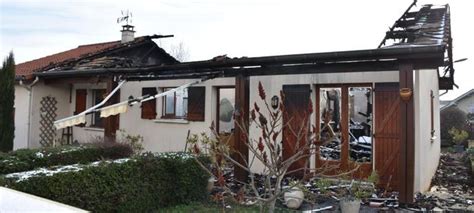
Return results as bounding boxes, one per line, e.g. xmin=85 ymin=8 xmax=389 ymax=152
xmin=75 ymin=89 xmax=87 ymax=114
xmin=75 ymin=89 xmax=87 ymax=127
xmin=141 ymin=88 xmax=157 ymax=119
xmin=187 ymin=86 xmax=205 ymax=121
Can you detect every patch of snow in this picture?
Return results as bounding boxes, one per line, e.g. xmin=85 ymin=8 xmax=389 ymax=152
xmin=5 ymin=166 xmax=84 ymax=182
xmin=4 ymin=157 xmax=132 ymax=182
xmin=35 ymin=152 xmax=44 ymax=158
xmin=154 ymin=152 xmax=194 ymax=159
xmin=113 ymin=158 xmax=131 ymax=164
xmin=59 ymin=146 xmax=83 ymax=154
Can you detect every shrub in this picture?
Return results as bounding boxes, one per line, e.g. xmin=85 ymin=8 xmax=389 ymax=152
xmin=1 ymin=153 xmax=210 ymax=212
xmin=0 ymin=143 xmax=133 ymax=175
xmin=441 ymin=107 xmax=467 ymax=144
xmin=117 ymin=130 xmax=144 ymax=155
xmin=448 ymin=127 xmax=469 ymax=146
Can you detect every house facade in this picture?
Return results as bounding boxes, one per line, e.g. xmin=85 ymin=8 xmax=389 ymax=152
xmin=441 ymin=89 xmax=474 ymax=124
xmin=14 ymin=28 xmax=177 ymax=149
xmin=14 ymin=3 xmax=454 ymax=204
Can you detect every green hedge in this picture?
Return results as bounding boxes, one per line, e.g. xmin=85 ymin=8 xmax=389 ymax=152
xmin=0 ymin=143 xmax=133 ymax=175
xmin=1 ymin=153 xmax=210 ymax=212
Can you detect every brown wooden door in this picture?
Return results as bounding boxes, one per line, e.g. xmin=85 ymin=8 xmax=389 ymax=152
xmin=283 ymin=85 xmax=311 ymax=177
xmin=374 ymin=83 xmax=400 ymax=191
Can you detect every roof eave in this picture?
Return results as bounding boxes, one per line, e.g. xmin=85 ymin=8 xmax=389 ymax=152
xmin=34 ymin=44 xmax=446 ymax=79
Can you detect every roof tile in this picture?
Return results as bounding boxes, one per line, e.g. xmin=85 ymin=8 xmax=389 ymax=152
xmin=15 ymin=40 xmax=121 ymax=77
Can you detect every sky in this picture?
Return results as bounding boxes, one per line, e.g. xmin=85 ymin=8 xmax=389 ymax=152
xmin=0 ymin=0 xmax=472 ymax=100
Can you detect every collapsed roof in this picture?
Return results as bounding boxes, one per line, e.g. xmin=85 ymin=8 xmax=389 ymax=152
xmin=378 ymin=1 xmax=454 ymax=89
xmin=33 ymin=2 xmax=456 ymax=90
xmin=15 ymin=35 xmax=177 ymax=80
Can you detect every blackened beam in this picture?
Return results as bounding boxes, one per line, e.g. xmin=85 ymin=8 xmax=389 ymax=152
xmin=123 ymin=59 xmax=442 ymax=81
xmin=378 ymin=0 xmax=418 ymax=48
xmin=149 ymin=34 xmax=174 ymax=39
xmin=394 ymin=19 xmax=416 ymax=28
xmin=35 ymin=45 xmax=445 ymax=79
xmin=385 ymin=31 xmax=415 ymax=40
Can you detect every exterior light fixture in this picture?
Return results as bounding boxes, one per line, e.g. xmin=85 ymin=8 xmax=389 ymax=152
xmin=271 ymin=95 xmax=279 ymax=109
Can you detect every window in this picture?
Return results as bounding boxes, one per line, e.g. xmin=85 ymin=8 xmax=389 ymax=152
xmin=162 ymin=87 xmax=188 ymax=119
xmin=160 ymin=86 xmax=205 ymax=121
xmin=319 ymin=87 xmax=342 ymax=160
xmin=141 ymin=88 xmax=157 ymax=119
xmin=348 ymin=87 xmax=372 ymax=162
xmin=91 ymin=89 xmax=106 ymax=128
xmin=187 ymin=87 xmax=206 ymax=121
xmin=317 ymin=85 xmax=373 ymax=163
xmin=217 ymin=88 xmax=235 ymax=134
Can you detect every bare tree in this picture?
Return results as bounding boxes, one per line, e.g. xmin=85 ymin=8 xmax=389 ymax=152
xmin=169 ymin=42 xmax=190 ymax=62
xmin=188 ymin=81 xmax=359 ymax=212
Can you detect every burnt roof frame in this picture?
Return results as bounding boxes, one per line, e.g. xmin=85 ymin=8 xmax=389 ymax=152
xmin=34 ymin=44 xmax=445 ymax=81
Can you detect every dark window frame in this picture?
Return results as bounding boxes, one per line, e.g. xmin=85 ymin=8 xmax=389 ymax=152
xmin=315 ymin=83 xmax=374 ymax=164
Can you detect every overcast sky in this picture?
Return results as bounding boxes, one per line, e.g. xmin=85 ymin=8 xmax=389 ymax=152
xmin=1 ymin=0 xmax=472 ymax=100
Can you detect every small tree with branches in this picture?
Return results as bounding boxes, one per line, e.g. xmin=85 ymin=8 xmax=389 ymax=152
xmin=169 ymin=42 xmax=190 ymax=62
xmin=188 ymin=81 xmax=357 ymax=212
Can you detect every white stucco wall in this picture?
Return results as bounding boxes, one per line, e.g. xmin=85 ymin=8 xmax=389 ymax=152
xmin=13 ymin=85 xmax=30 ymax=150
xmin=119 ymin=78 xmax=235 ymax=152
xmin=413 ymin=69 xmax=441 ymax=192
xmin=29 ymin=82 xmax=70 ymax=148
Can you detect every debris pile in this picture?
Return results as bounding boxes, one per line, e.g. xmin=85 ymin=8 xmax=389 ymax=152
xmin=211 ymin=152 xmax=473 ymax=211
xmin=414 ymin=152 xmax=473 ymax=211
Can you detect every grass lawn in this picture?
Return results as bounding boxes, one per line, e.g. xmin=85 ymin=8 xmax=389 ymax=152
xmin=159 ymin=201 xmax=299 ymax=212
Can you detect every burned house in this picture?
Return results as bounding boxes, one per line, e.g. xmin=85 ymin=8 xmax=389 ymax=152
xmin=14 ymin=2 xmax=454 ymax=204
xmin=14 ymin=26 xmax=177 ymax=148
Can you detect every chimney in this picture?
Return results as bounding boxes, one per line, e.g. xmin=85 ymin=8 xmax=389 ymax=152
xmin=121 ymin=25 xmax=135 ymax=43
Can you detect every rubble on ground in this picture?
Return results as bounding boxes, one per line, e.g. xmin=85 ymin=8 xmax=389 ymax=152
xmin=211 ymin=152 xmax=473 ymax=211
xmin=413 ymin=152 xmax=473 ymax=211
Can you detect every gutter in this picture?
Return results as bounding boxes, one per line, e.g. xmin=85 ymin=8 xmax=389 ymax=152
xmin=18 ymin=77 xmax=40 ymax=149
xmin=34 ymin=45 xmax=445 ymax=79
